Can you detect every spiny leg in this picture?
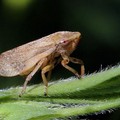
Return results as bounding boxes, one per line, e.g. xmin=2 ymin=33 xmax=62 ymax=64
xmin=19 ymin=60 xmax=43 ymax=97
xmin=41 ymin=64 xmax=54 ymax=96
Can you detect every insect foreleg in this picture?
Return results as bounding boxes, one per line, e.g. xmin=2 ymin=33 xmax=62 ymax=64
xmin=19 ymin=60 xmax=44 ymax=97
xmin=69 ymin=57 xmax=85 ymax=77
xmin=60 ymin=53 xmax=80 ymax=78
xmin=41 ymin=64 xmax=54 ymax=96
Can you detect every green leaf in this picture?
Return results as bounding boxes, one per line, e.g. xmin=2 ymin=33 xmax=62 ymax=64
xmin=0 ymin=65 xmax=120 ymax=120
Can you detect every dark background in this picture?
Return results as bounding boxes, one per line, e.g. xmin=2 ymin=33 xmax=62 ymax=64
xmin=0 ymin=0 xmax=120 ymax=119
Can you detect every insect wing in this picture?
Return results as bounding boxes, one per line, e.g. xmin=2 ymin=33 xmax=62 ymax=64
xmin=0 ymin=37 xmax=55 ymax=77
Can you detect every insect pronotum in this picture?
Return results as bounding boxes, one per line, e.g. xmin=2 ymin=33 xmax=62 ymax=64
xmin=0 ymin=31 xmax=85 ymax=96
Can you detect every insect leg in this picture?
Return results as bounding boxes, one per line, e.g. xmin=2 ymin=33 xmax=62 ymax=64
xmin=19 ymin=60 xmax=43 ymax=97
xmin=47 ymin=70 xmax=52 ymax=81
xmin=61 ymin=53 xmax=80 ymax=78
xmin=41 ymin=64 xmax=54 ymax=96
xmin=69 ymin=57 xmax=85 ymax=77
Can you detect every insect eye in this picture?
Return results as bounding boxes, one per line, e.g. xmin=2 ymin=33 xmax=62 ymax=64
xmin=63 ymin=40 xmax=67 ymax=43
xmin=60 ymin=40 xmax=68 ymax=44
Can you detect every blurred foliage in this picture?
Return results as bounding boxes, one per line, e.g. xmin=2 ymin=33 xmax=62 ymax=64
xmin=3 ymin=0 xmax=33 ymax=10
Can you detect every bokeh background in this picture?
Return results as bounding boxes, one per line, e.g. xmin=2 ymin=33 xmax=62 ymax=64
xmin=0 ymin=0 xmax=120 ymax=119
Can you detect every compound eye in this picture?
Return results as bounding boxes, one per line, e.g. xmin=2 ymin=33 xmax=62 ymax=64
xmin=60 ymin=40 xmax=68 ymax=44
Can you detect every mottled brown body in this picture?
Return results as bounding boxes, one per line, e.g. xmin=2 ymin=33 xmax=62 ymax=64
xmin=0 ymin=31 xmax=85 ymax=96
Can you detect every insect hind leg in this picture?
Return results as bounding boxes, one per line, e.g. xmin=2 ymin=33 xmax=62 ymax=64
xmin=19 ymin=60 xmax=43 ymax=97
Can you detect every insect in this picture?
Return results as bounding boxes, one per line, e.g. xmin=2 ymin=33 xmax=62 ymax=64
xmin=0 ymin=31 xmax=85 ymax=96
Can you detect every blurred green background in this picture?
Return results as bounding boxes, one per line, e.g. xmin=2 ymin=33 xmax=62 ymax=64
xmin=0 ymin=0 xmax=120 ymax=119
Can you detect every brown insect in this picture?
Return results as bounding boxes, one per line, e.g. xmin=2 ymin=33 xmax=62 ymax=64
xmin=0 ymin=31 xmax=85 ymax=96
